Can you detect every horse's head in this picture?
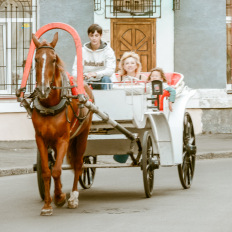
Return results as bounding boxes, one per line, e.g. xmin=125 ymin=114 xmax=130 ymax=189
xmin=32 ymin=32 xmax=59 ymax=99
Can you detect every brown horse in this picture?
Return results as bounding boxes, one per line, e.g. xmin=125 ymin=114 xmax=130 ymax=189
xmin=31 ymin=32 xmax=94 ymax=216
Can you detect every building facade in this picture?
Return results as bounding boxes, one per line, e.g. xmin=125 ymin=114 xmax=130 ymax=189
xmin=0 ymin=0 xmax=230 ymax=141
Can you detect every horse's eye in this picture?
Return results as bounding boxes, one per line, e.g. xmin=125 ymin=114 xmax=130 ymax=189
xmin=35 ymin=58 xmax=38 ymax=63
xmin=53 ymin=59 xmax=56 ymax=63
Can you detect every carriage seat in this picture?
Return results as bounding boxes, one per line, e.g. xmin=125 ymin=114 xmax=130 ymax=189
xmin=159 ymin=72 xmax=184 ymax=111
xmin=165 ymin=72 xmax=184 ymax=88
xmin=141 ymin=72 xmax=184 ymax=88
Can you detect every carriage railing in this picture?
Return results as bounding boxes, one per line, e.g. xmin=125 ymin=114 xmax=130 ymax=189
xmin=87 ymin=80 xmax=165 ymax=112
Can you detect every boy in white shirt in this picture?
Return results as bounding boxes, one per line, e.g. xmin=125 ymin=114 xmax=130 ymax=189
xmin=72 ymin=24 xmax=116 ymax=90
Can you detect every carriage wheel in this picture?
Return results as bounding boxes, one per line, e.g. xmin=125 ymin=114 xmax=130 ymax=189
xmin=36 ymin=149 xmax=54 ymax=200
xmin=79 ymin=156 xmax=97 ymax=189
xmin=178 ymin=112 xmax=196 ymax=189
xmin=142 ymin=131 xmax=154 ymax=198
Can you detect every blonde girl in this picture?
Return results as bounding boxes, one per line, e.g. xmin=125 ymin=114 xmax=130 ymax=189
xmin=111 ymin=51 xmax=147 ymax=82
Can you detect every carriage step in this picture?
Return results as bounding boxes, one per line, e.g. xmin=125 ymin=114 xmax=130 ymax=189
xmin=33 ymin=163 xmax=140 ymax=171
xmin=83 ymin=163 xmax=140 ymax=168
xmin=61 ymin=163 xmax=140 ymax=169
xmin=88 ymin=134 xmax=137 ymax=140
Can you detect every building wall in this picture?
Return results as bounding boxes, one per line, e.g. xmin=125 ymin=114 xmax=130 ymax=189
xmin=174 ymin=0 xmax=226 ymax=89
xmin=39 ymin=0 xmax=94 ymax=73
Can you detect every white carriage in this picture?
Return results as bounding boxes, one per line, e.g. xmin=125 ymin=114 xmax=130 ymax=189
xmin=79 ymin=72 xmax=197 ymax=197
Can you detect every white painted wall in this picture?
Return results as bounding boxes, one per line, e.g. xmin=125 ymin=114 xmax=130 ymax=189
xmin=94 ymin=2 xmax=111 ymax=43
xmin=156 ymin=0 xmax=174 ymax=72
xmin=0 ymin=113 xmax=35 ymax=140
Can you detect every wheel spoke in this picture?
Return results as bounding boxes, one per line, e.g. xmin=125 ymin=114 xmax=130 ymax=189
xmin=186 ymin=167 xmax=190 ymax=185
xmin=79 ymin=156 xmax=97 ymax=189
xmin=90 ymin=167 xmax=95 ymax=176
xmin=189 ymin=157 xmax=193 ymax=174
xmin=84 ymin=169 xmax=87 ymax=184
xmin=189 ymin=137 xmax=195 ymax=145
xmin=183 ymin=165 xmax=187 ymax=183
xmin=142 ymin=132 xmax=154 ymax=198
xmin=87 ymin=168 xmax=91 ymax=185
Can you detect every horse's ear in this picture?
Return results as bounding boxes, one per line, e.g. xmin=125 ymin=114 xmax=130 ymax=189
xmin=32 ymin=33 xmax=41 ymax=48
xmin=50 ymin=32 xmax=58 ymax=48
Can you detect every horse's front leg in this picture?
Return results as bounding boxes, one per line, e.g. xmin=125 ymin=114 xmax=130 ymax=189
xmin=52 ymin=140 xmax=68 ymax=207
xmin=36 ymin=135 xmax=53 ymax=216
xmin=68 ymin=129 xmax=89 ymax=209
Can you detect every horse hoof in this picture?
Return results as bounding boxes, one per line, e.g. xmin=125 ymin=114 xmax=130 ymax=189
xmin=68 ymin=191 xmax=79 ymax=209
xmin=41 ymin=208 xmax=53 ymax=216
xmin=54 ymin=193 xmax=66 ymax=207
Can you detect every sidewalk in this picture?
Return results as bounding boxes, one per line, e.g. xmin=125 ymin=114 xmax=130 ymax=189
xmin=1 ymin=134 xmax=232 ymax=177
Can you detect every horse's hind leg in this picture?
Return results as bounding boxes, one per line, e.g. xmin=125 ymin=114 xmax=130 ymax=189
xmin=36 ymin=135 xmax=53 ymax=216
xmin=68 ymin=130 xmax=89 ymax=209
xmin=52 ymin=140 xmax=68 ymax=207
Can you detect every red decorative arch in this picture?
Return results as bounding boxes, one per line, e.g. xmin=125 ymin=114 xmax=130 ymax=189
xmin=20 ymin=22 xmax=84 ymax=97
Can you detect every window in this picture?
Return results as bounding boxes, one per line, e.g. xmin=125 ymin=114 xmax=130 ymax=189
xmin=0 ymin=0 xmax=37 ymax=95
xmin=105 ymin=0 xmax=161 ymax=18
xmin=0 ymin=24 xmax=6 ymax=91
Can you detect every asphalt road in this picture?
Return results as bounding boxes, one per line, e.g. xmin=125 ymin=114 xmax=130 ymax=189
xmin=0 ymin=158 xmax=232 ymax=232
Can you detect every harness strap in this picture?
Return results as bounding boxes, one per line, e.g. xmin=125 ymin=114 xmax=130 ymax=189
xmin=36 ymin=46 xmax=55 ymax=51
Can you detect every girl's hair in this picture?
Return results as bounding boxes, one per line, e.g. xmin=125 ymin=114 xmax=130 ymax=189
xmin=148 ymin=67 xmax=167 ymax=82
xmin=118 ymin=51 xmax=142 ymax=76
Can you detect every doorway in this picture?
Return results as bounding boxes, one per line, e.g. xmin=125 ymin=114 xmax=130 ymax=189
xmin=111 ymin=18 xmax=156 ymax=72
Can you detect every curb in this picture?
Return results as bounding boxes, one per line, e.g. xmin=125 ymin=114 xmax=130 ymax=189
xmin=0 ymin=167 xmax=34 ymax=177
xmin=196 ymin=152 xmax=232 ymax=160
xmin=1 ymin=152 xmax=232 ymax=177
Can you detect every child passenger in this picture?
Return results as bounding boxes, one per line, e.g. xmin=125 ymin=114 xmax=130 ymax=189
xmin=148 ymin=68 xmax=176 ymax=112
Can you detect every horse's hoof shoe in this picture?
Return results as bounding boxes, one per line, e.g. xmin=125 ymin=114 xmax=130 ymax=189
xmin=68 ymin=201 xmax=79 ymax=209
xmin=54 ymin=193 xmax=66 ymax=207
xmin=41 ymin=208 xmax=53 ymax=216
xmin=68 ymin=191 xmax=79 ymax=209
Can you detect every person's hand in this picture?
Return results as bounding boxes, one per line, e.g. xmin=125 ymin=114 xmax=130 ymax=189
xmin=169 ymin=102 xmax=173 ymax=112
xmin=86 ymin=72 xmax=97 ymax=79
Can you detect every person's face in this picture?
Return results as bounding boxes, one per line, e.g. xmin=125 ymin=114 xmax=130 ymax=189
xmin=123 ymin=57 xmax=137 ymax=74
xmin=150 ymin=71 xmax=163 ymax=81
xmin=88 ymin=30 xmax=102 ymax=47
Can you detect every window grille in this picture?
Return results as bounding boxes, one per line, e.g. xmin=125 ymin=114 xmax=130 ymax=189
xmin=94 ymin=0 xmax=101 ymax=11
xmin=173 ymin=0 xmax=180 ymax=11
xmin=227 ymin=0 xmax=232 ymax=85
xmin=105 ymin=0 xmax=161 ymax=18
xmin=0 ymin=0 xmax=37 ymax=95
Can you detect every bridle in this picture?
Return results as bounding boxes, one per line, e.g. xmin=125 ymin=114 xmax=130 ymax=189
xmin=36 ymin=46 xmax=55 ymax=51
